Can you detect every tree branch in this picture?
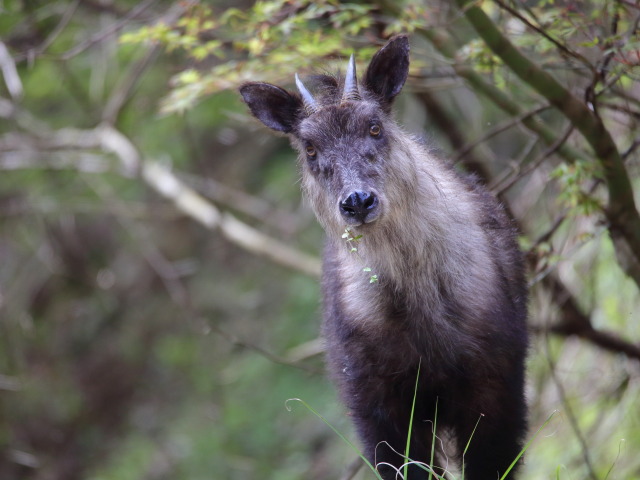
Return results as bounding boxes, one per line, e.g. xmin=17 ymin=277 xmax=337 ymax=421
xmin=59 ymin=0 xmax=159 ymax=60
xmin=415 ymin=90 xmax=489 ymax=178
xmin=452 ymin=104 xmax=550 ymax=164
xmin=102 ymin=46 xmax=161 ymax=124
xmin=180 ymin=173 xmax=307 ymax=237
xmin=0 ymin=42 xmax=23 ymax=100
xmin=538 ymin=274 xmax=640 ymax=362
xmin=139 ymin=158 xmax=321 ymax=277
xmin=14 ymin=0 xmax=80 ymax=63
xmin=373 ymin=0 xmax=592 ymax=167
xmin=541 ymin=326 xmax=599 ymax=480
xmin=494 ymin=0 xmax=595 ymax=73
xmin=101 ymin=1 xmax=187 ymax=123
xmin=492 ymin=123 xmax=574 ymax=195
xmin=0 ymin=124 xmax=322 ymax=278
xmin=456 ymin=0 xmax=640 ymax=290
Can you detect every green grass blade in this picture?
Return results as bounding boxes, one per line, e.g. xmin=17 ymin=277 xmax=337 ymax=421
xmin=499 ymin=410 xmax=558 ymax=480
xmin=461 ymin=413 xmax=483 ymax=479
xmin=404 ymin=360 xmax=422 ymax=480
xmin=285 ymin=398 xmax=384 ymax=480
xmin=429 ymin=397 xmax=438 ymax=480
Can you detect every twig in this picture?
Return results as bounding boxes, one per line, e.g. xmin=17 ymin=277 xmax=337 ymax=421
xmin=372 ymin=0 xmax=592 ymax=168
xmin=99 ymin=123 xmax=321 ymax=276
xmin=535 ymin=275 xmax=640 ymax=362
xmin=84 ymin=174 xmax=192 ymax=306
xmin=0 ymin=150 xmax=112 ymax=174
xmin=599 ymin=102 xmax=640 ymax=120
xmin=415 ymin=90 xmax=490 ymax=179
xmin=0 ymin=42 xmax=23 ymax=100
xmin=141 ymin=159 xmax=321 ymax=277
xmin=456 ymin=0 xmax=640 ymax=291
xmin=495 ymin=0 xmax=595 ymax=74
xmin=100 ymin=1 xmax=188 ymax=123
xmin=542 ymin=330 xmax=599 ymax=480
xmin=530 ymin=214 xmax=567 ymax=251
xmin=102 ymin=46 xmax=161 ymax=124
xmin=15 ymin=0 xmax=80 ymax=63
xmin=60 ymin=0 xmax=159 ymax=60
xmin=180 ymin=172 xmax=307 ymax=237
xmin=208 ymin=322 xmax=322 ymax=374
xmin=545 ymin=323 xmax=640 ymax=362
xmin=486 ymin=136 xmax=539 ymax=193
xmin=622 ymin=137 xmax=640 ymax=161
xmin=528 ymin=227 xmax=604 ymax=288
xmin=452 ymin=104 xmax=550 ymax=164
xmin=0 ymin=123 xmax=322 ymax=278
xmin=493 ymin=124 xmax=574 ymax=195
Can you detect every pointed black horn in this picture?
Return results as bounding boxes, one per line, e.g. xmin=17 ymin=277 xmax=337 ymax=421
xmin=295 ymin=73 xmax=319 ymax=115
xmin=341 ymin=54 xmax=360 ymax=103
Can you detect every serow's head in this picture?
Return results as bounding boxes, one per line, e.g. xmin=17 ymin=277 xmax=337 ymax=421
xmin=240 ymin=35 xmax=410 ymax=231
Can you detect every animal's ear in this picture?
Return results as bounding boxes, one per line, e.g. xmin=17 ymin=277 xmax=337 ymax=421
xmin=363 ymin=35 xmax=410 ymax=109
xmin=239 ymin=82 xmax=301 ymax=133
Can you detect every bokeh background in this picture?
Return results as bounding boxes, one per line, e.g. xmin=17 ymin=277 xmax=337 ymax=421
xmin=1 ymin=1 xmax=639 ymax=479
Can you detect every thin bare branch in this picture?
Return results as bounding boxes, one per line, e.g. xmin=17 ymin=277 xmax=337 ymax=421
xmin=487 ymin=136 xmax=539 ymax=193
xmin=495 ymin=0 xmax=596 ymax=74
xmin=542 ymin=330 xmax=599 ymax=480
xmin=84 ymin=175 xmax=192 ymax=306
xmin=102 ymin=46 xmax=161 ymax=124
xmin=452 ymin=104 xmax=550 ymax=164
xmin=60 ymin=0 xmax=159 ymax=60
xmin=180 ymin=173 xmax=307 ymax=237
xmin=0 ymin=42 xmax=23 ymax=100
xmin=415 ymin=90 xmax=489 ymax=178
xmin=0 ymin=150 xmax=112 ymax=173
xmin=101 ymin=124 xmax=321 ymax=276
xmin=493 ymin=124 xmax=574 ymax=195
xmin=537 ymin=274 xmax=640 ymax=362
xmin=372 ymin=0 xmax=592 ymax=168
xmin=456 ymin=0 xmax=640 ymax=290
xmin=207 ymin=321 xmax=322 ymax=374
xmin=622 ymin=137 xmax=640 ymax=160
xmin=101 ymin=1 xmax=188 ymax=123
xmin=15 ymin=0 xmax=80 ymax=63
xmin=0 ymin=123 xmax=321 ymax=278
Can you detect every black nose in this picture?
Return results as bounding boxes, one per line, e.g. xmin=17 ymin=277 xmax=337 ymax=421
xmin=340 ymin=191 xmax=379 ymax=223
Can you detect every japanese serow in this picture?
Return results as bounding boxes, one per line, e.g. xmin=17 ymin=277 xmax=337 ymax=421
xmin=240 ymin=35 xmax=528 ymax=480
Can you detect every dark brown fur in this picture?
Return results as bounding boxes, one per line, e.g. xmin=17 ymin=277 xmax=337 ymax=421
xmin=240 ymin=35 xmax=528 ymax=479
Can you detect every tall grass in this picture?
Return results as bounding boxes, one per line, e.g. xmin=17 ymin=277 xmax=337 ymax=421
xmin=287 ymin=391 xmax=557 ymax=479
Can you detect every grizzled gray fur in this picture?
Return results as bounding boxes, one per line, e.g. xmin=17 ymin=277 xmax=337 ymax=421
xmin=240 ymin=35 xmax=528 ymax=480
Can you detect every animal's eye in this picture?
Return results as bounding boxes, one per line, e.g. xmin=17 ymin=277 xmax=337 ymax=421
xmin=306 ymin=145 xmax=317 ymax=158
xmin=369 ymin=124 xmax=381 ymax=137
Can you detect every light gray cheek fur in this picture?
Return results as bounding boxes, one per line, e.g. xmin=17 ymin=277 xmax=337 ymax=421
xmin=300 ymin=157 xmax=354 ymax=239
xmin=301 ymin=169 xmax=338 ymax=234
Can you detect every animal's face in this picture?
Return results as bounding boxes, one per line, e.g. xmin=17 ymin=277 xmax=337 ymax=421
xmin=239 ymin=35 xmax=410 ymax=232
xmin=295 ymin=101 xmax=391 ymax=227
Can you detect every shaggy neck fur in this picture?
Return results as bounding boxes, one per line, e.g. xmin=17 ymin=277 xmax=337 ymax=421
xmin=320 ymin=134 xmax=498 ymax=318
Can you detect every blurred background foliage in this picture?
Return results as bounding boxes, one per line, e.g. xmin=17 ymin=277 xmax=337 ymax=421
xmin=0 ymin=0 xmax=639 ymax=479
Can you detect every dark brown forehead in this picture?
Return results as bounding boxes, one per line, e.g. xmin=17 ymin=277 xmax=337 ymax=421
xmin=298 ymin=101 xmax=381 ymax=140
